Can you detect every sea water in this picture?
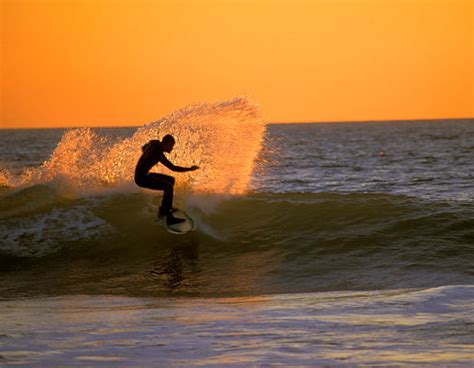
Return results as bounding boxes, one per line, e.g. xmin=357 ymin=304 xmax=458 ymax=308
xmin=1 ymin=99 xmax=473 ymax=366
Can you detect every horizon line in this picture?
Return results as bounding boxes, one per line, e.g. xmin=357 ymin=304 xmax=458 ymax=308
xmin=1 ymin=117 xmax=473 ymax=130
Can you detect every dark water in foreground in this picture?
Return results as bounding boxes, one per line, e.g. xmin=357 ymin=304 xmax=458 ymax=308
xmin=1 ymin=117 xmax=473 ymax=366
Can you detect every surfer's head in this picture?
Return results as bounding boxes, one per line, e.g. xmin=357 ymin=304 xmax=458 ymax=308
xmin=162 ymin=134 xmax=176 ymax=153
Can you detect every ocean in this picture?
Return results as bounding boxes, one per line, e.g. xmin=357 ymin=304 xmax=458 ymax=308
xmin=1 ymin=99 xmax=473 ymax=366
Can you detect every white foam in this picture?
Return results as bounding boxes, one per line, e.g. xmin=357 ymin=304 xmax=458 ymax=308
xmin=0 ymin=206 xmax=111 ymax=257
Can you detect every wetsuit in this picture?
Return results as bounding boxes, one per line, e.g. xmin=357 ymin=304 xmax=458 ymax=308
xmin=134 ymin=140 xmax=188 ymax=216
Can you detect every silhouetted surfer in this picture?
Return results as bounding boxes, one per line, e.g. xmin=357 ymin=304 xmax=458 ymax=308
xmin=135 ymin=135 xmax=199 ymax=226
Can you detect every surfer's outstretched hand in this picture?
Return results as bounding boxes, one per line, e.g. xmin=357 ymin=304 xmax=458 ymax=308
xmin=189 ymin=165 xmax=199 ymax=171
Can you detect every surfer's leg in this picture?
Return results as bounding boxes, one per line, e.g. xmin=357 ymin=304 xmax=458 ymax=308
xmin=148 ymin=174 xmax=175 ymax=215
xmin=147 ymin=174 xmax=183 ymax=226
xmin=161 ymin=184 xmax=173 ymax=215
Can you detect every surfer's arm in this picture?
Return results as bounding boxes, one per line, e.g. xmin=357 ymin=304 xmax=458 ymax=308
xmin=159 ymin=154 xmax=198 ymax=172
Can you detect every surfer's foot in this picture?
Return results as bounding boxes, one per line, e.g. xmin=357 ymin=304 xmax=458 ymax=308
xmin=158 ymin=207 xmax=178 ymax=218
xmin=166 ymin=214 xmax=185 ymax=226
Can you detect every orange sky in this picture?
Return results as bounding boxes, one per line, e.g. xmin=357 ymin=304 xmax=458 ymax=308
xmin=1 ymin=0 xmax=473 ymax=128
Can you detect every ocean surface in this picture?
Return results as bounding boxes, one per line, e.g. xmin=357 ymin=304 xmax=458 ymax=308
xmin=1 ymin=99 xmax=473 ymax=366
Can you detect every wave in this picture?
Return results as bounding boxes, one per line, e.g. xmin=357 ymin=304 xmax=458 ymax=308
xmin=2 ymin=187 xmax=473 ymax=256
xmin=1 ymin=187 xmax=473 ymax=296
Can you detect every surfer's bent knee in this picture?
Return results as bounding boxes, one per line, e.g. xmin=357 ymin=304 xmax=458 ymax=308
xmin=134 ymin=174 xmax=154 ymax=188
xmin=134 ymin=175 xmax=145 ymax=187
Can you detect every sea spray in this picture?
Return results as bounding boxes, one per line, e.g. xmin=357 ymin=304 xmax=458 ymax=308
xmin=116 ymin=97 xmax=266 ymax=194
xmin=1 ymin=97 xmax=266 ymax=195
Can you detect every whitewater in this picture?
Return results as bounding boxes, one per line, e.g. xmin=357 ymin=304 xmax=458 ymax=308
xmin=0 ymin=98 xmax=473 ymax=366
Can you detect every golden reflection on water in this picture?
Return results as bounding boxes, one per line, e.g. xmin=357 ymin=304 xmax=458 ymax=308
xmin=146 ymin=234 xmax=284 ymax=296
xmin=323 ymin=350 xmax=474 ymax=364
xmin=221 ymin=247 xmax=284 ymax=295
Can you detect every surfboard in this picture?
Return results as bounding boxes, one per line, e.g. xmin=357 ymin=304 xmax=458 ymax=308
xmin=157 ymin=209 xmax=196 ymax=235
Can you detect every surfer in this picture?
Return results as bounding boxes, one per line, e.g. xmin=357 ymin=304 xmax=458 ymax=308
xmin=134 ymin=135 xmax=199 ymax=226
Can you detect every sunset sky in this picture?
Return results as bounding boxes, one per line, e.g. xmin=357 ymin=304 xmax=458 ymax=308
xmin=1 ymin=0 xmax=473 ymax=128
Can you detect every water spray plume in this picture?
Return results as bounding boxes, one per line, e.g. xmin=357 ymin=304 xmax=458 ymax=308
xmin=2 ymin=97 xmax=266 ymax=195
